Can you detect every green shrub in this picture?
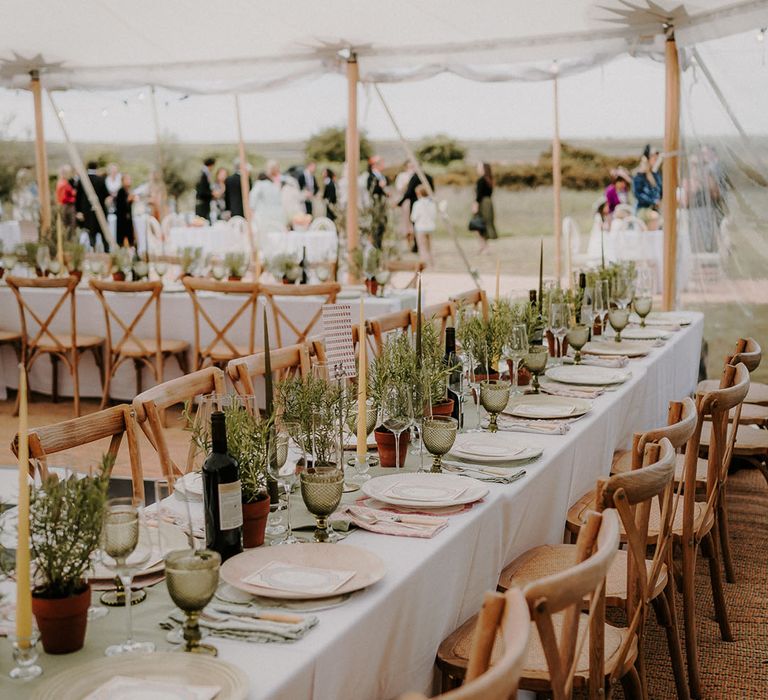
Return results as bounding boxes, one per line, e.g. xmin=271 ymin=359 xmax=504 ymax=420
xmin=305 ymin=126 xmax=372 ymax=163
xmin=416 ymin=135 xmax=466 ymax=165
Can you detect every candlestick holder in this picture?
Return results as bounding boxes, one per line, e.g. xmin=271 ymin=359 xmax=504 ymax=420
xmin=9 ymin=631 xmax=43 ymax=680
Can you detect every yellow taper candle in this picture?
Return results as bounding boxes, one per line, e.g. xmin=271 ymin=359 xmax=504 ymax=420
xmin=56 ymin=214 xmax=65 ymax=274
xmin=15 ymin=366 xmax=32 ymax=643
xmin=356 ymin=299 xmax=367 ymax=461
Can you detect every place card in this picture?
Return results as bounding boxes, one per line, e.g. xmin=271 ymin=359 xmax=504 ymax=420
xmin=243 ymin=561 xmax=356 ymax=595
xmin=383 ymin=482 xmax=469 ymax=502
xmin=321 ymin=303 xmax=357 ymax=379
xmin=84 ymin=676 xmax=221 ymax=700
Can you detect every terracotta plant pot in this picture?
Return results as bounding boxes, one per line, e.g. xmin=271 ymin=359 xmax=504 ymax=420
xmin=281 ymin=276 xmax=294 ymax=285
xmin=35 ymin=267 xmax=49 ymax=278
xmin=430 ymin=398 xmax=455 ymax=416
xmin=365 ymin=278 xmax=379 ymax=296
xmin=228 ymin=275 xmax=242 ymax=281
xmin=112 ymin=271 xmax=126 ymax=282
xmin=374 ymin=427 xmax=410 ymax=468
xmin=473 ymin=368 xmax=499 ymax=383
xmin=242 ymin=496 xmax=271 ymax=548
xmin=68 ymin=269 xmax=83 ymax=283
xmin=505 ymin=360 xmax=531 ymax=387
xmin=32 ymin=584 xmax=91 ymax=654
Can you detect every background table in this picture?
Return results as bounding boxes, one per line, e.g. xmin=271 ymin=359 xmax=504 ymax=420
xmin=0 ymin=285 xmax=416 ymax=400
xmin=168 ymin=225 xmax=245 ymax=256
xmin=262 ymin=230 xmax=338 ymax=263
xmin=0 ymin=314 xmax=703 ymax=699
xmin=0 ymin=221 xmax=21 ymax=252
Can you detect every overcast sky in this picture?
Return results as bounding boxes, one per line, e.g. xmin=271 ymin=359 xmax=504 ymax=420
xmin=0 ymin=31 xmax=764 ymax=144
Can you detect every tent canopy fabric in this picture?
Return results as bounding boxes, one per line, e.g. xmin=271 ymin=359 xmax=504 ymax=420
xmin=1 ymin=0 xmax=766 ymax=92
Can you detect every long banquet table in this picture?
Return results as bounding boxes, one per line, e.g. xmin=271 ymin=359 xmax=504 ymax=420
xmin=1 ymin=313 xmax=703 ymax=699
xmin=0 ymin=284 xmax=416 ymax=401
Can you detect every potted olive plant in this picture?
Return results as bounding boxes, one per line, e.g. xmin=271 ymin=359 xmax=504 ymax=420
xmin=180 ymin=247 xmax=203 ymax=278
xmin=421 ymin=321 xmax=460 ymax=416
xmin=29 ymin=457 xmax=110 ymax=654
xmin=224 ymin=252 xmax=248 ymax=281
xmin=369 ymin=331 xmax=418 ymax=467
xmin=64 ymin=242 xmax=86 ymax=282
xmin=267 ymin=253 xmax=301 ymax=284
xmin=456 ymin=299 xmax=514 ymax=380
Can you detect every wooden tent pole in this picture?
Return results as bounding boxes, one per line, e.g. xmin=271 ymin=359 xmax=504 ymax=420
xmin=149 ymin=86 xmax=168 ymax=220
xmin=46 ymin=90 xmax=115 ymax=249
xmin=552 ymin=73 xmax=563 ymax=283
xmin=345 ymin=54 xmax=360 ymax=281
xmin=234 ymin=94 xmax=259 ymax=277
xmin=30 ymin=70 xmax=52 ymax=239
xmin=662 ymin=34 xmax=680 ymax=311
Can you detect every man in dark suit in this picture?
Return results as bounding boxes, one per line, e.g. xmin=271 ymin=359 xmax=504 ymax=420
xmin=297 ymin=162 xmax=319 ymax=216
xmin=75 ymin=161 xmax=110 ymax=249
xmin=224 ymin=158 xmax=252 ymax=218
xmin=195 ymin=157 xmax=215 ymax=221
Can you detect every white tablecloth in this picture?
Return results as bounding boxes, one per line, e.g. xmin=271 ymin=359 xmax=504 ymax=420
xmin=263 ymin=230 xmax=338 ymax=263
xmin=0 ymin=286 xmax=416 ymax=401
xmin=161 ymin=314 xmax=702 ymax=699
xmin=168 ymin=225 xmax=245 ymax=256
xmin=0 ymin=221 xmax=22 ymax=252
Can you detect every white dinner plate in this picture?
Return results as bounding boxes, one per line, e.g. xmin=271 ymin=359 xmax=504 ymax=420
xmin=362 ymin=472 xmax=489 ymax=508
xmin=29 ymin=652 xmax=248 ymax=700
xmin=629 ymin=312 xmax=691 ymax=327
xmin=545 ymin=365 xmax=631 ymax=386
xmin=582 ymin=340 xmax=650 ymax=357
xmin=220 ymin=543 xmax=386 ymax=600
xmin=621 ymin=326 xmax=673 ymax=341
xmin=449 ymin=433 xmax=543 ymax=463
xmin=505 ymin=394 xmax=592 ymax=419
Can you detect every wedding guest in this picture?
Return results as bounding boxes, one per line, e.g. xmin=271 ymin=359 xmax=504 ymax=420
xmin=212 ymin=166 xmax=228 ymax=220
xmin=115 ymin=174 xmax=135 ymax=248
xmin=473 ymin=161 xmax=496 ymax=253
xmin=12 ymin=168 xmax=39 ymax=240
xmin=55 ymin=164 xmax=77 ymax=238
xmin=367 ymin=156 xmax=388 ymax=248
xmin=395 ymin=161 xmax=415 ymax=247
xmin=76 ymin=160 xmax=110 ymax=249
xmin=398 ymin=165 xmax=434 ymax=253
xmin=297 ymin=161 xmax=319 ymax=216
xmin=410 ymin=185 xmax=437 ymax=267
xmin=249 ymin=160 xmax=284 ymax=231
xmin=322 ymin=168 xmax=337 ymax=221
xmin=105 ymin=163 xmax=121 ymax=200
xmin=194 ymin=156 xmax=216 ymax=221
xmin=633 ymin=145 xmax=663 ymax=223
xmin=604 ymin=168 xmax=631 ymax=214
xmin=224 ymin=158 xmax=251 ymax=218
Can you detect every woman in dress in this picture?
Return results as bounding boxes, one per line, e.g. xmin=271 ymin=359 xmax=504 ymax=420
xmin=249 ymin=160 xmax=285 ymax=233
xmin=632 ymin=145 xmax=663 ymax=228
xmin=115 ymin=174 xmax=136 ymax=248
xmin=212 ymin=166 xmax=228 ymax=220
xmin=473 ymin=162 xmax=496 ymax=252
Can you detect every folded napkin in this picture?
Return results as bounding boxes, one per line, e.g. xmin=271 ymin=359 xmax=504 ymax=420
xmin=442 ymin=463 xmax=527 ymax=484
xmin=538 ymin=380 xmax=604 ymax=400
xmin=563 ymin=355 xmax=629 ymax=368
xmin=85 ymin=676 xmax=220 ymax=700
xmin=163 ymin=606 xmax=318 ymax=644
xmin=341 ymin=504 xmax=447 ymax=538
xmin=357 ymin=496 xmax=473 ymax=516
xmin=495 ymin=416 xmax=569 ymax=435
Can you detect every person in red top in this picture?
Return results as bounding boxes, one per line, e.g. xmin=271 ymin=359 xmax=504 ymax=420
xmin=55 ymin=165 xmax=77 ymax=237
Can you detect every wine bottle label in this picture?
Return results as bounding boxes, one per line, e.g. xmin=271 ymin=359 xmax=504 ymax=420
xmin=218 ymin=480 xmax=244 ymax=531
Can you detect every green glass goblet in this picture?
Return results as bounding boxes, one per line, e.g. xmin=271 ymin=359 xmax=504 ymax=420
xmin=523 ymin=348 xmax=548 ymax=394
xmin=165 ymin=549 xmax=221 ymax=656
xmin=608 ymin=308 xmax=630 ymax=343
xmin=300 ymin=467 xmax=344 ymax=542
xmin=566 ymin=324 xmax=590 ymax=364
xmin=633 ymin=295 xmax=653 ymax=327
xmin=479 ymin=380 xmax=511 ymax=433
xmin=422 ymin=416 xmax=458 ymax=473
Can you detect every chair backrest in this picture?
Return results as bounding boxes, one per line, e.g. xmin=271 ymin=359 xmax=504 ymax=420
xmin=418 ymin=301 xmax=454 ymax=345
xmin=386 ymin=259 xmax=425 ymax=290
xmin=260 ymin=282 xmax=341 ymax=347
xmin=368 ymin=308 xmax=413 ymax=356
xmin=182 ymin=277 xmax=260 ymax=368
xmin=7 ymin=275 xmax=79 ymax=357
xmin=684 ymin=362 xmax=750 ymax=544
xmin=523 ymin=509 xmax=620 ymax=700
xmin=628 ymin=396 xmax=697 ymax=469
xmin=450 ymin=289 xmax=489 ymax=321
xmin=227 ymin=342 xmax=313 ymax=397
xmin=400 ymin=588 xmax=529 ymax=700
xmin=13 ymin=404 xmax=145 ymax=501
xmin=132 ymin=366 xmax=226 ymax=484
xmin=89 ymin=279 xmax=163 ymax=372
xmin=729 ymin=337 xmax=761 ymax=374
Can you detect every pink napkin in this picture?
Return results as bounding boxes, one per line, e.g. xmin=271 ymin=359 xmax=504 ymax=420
xmin=496 ymin=416 xmax=569 ymax=434
xmin=342 ymin=504 xmax=448 ymax=538
xmin=538 ymin=380 xmax=604 ymax=400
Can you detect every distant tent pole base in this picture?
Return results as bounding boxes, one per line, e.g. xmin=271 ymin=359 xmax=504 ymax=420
xmin=552 ymin=71 xmax=563 ymax=284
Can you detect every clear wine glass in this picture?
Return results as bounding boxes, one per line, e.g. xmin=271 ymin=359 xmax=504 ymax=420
xmin=504 ymin=323 xmax=528 ymax=396
xmin=548 ymin=302 xmax=568 ymax=365
xmin=382 ymin=384 xmax=413 ymax=470
xmin=593 ymin=280 xmax=609 ymax=334
xmin=268 ymin=432 xmax=299 ymax=545
xmin=101 ymin=497 xmax=155 ymax=656
xmin=613 ymin=270 xmax=634 ymax=309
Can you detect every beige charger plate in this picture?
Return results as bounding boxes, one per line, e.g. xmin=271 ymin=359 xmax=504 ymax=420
xmin=220 ymin=543 xmax=386 ymax=600
xmin=505 ymin=394 xmax=592 ymax=419
xmin=582 ymin=340 xmax=649 ymax=357
xmin=30 ymin=652 xmax=248 ymax=700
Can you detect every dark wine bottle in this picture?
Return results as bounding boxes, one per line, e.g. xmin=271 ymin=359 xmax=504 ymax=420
xmin=202 ymin=411 xmax=243 ymax=562
xmin=528 ymin=291 xmax=544 ymax=346
xmin=300 ymin=246 xmax=309 ymax=285
xmin=444 ymin=326 xmax=462 ymax=427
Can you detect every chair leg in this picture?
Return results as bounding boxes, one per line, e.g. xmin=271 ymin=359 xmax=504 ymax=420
xmin=134 ymin=358 xmax=143 ymax=396
xmin=51 ymin=354 xmax=59 ymax=403
xmin=716 ymin=490 xmax=736 ymax=584
xmin=681 ymin=537 xmax=703 ymax=699
xmin=652 ymin=583 xmax=690 ymax=700
xmin=702 ymin=530 xmax=733 ymax=642
xmin=620 ymin=666 xmax=643 ymax=700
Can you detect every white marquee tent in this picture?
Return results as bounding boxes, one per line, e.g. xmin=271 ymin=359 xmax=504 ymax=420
xmin=1 ymin=0 xmax=767 ymax=306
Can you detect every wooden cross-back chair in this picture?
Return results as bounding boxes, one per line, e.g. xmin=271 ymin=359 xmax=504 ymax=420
xmin=698 ymin=337 xmax=766 ymax=407
xmin=401 ymin=588 xmax=529 ymax=700
xmin=132 ymin=366 xmax=226 ymax=487
xmin=7 ymin=275 xmax=104 ymax=417
xmin=90 ymin=279 xmax=189 ymax=408
xmin=450 ymin=289 xmax=489 ymax=321
xmin=182 ymin=277 xmax=260 ymax=370
xmin=438 ymin=510 xmax=629 ymax=700
xmin=368 ymin=309 xmax=413 ymax=357
xmin=385 ymin=259 xmax=425 ymax=290
xmin=260 ymin=282 xmax=341 ymax=347
xmin=227 ymin=342 xmax=316 ymax=398
xmin=12 ymin=404 xmax=144 ymax=501
xmin=417 ymin=301 xmax=455 ymax=347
